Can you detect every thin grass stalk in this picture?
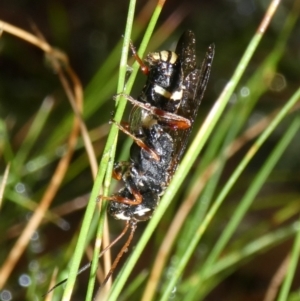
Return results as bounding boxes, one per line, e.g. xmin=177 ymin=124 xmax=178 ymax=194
xmin=0 ymin=43 xmax=82 ymax=288
xmin=13 ymin=97 xmax=54 ymax=170
xmin=43 ymin=0 xmax=156 ymax=151
xmin=201 ymin=116 xmax=300 ymax=278
xmin=157 ymin=1 xmax=282 ymax=298
xmin=169 ymin=80 xmax=300 ymax=300
xmin=170 ymin=118 xmax=240 ymax=271
xmin=61 ymin=0 xmax=137 ymax=299
xmin=106 ymin=0 xmax=169 ymax=299
xmin=0 ymin=119 xmax=15 ymax=162
xmin=84 ymin=1 xmax=138 ymax=299
xmin=165 ymin=111 xmax=300 ymax=299
xmin=276 ymin=218 xmax=300 ymax=300
xmin=157 ymin=101 xmax=297 ymax=300
xmin=110 ymin=0 xmax=282 ymax=297
xmin=190 ymin=115 xmax=298 ymax=299
xmin=169 ymin=78 xmax=300 ymax=298
xmin=191 ymin=223 xmax=298 ymax=301
xmin=0 ymin=113 xmax=80 ymax=289
xmin=0 ymin=164 xmax=10 ymax=209
xmin=235 ymin=2 xmax=299 ymax=126
xmin=209 ymin=223 xmax=299 ymax=280
xmin=185 ymin=220 xmax=299 ymax=300
xmin=119 ymin=271 xmax=148 ymax=301
xmin=263 ymin=254 xmax=291 ymax=301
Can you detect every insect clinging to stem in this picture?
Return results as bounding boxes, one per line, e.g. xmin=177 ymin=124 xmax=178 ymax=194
xmin=101 ymin=29 xmax=214 ymax=285
xmin=45 ymin=30 xmax=214 ymax=296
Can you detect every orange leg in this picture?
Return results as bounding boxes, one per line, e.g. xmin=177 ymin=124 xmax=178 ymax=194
xmin=116 ymin=93 xmax=191 ymax=130
xmin=110 ymin=119 xmax=160 ymax=161
xmin=100 ymin=186 xmax=143 ymax=206
xmin=112 ymin=161 xmax=131 ymax=180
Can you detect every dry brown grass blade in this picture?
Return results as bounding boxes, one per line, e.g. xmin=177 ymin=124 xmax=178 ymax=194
xmin=31 ymin=22 xmax=98 ymax=178
xmin=263 ymin=253 xmax=290 ymax=301
xmin=0 ymin=114 xmax=80 ymax=288
xmin=44 ymin=267 xmax=59 ymax=301
xmin=3 ymin=194 xmax=89 ymax=241
xmin=0 ymin=19 xmax=98 ymax=177
xmin=39 ymin=26 xmax=112 ymax=281
xmin=0 ymin=164 xmax=10 ymax=209
xmin=0 ymin=21 xmax=82 ymax=288
xmin=0 ymin=19 xmax=113 ymax=289
xmin=4 ymin=122 xmax=111 ymax=241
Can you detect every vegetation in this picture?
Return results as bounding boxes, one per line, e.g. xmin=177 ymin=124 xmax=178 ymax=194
xmin=0 ymin=0 xmax=300 ymax=300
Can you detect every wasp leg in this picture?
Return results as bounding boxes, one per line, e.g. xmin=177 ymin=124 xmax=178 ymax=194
xmin=101 ymin=186 xmax=143 ymax=206
xmin=116 ymin=93 xmax=192 ymax=130
xmin=112 ymin=161 xmax=131 ymax=180
xmin=110 ymin=119 xmax=160 ymax=161
xmin=119 ymin=120 xmax=130 ymax=130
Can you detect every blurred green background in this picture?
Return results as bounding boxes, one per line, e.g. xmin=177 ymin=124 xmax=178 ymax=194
xmin=0 ymin=0 xmax=300 ymax=300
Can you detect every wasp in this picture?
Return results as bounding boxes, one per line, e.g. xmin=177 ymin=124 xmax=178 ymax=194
xmin=101 ymin=30 xmax=214 ymax=283
xmin=106 ymin=30 xmax=214 ymax=222
xmin=45 ymin=30 xmax=214 ymax=295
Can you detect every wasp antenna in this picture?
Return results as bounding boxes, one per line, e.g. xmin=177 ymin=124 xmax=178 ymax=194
xmin=102 ymin=221 xmax=137 ymax=286
xmin=43 ymin=222 xmax=131 ymax=296
xmin=100 ymin=221 xmax=131 ymax=258
xmin=42 ymin=278 xmax=68 ymax=297
xmin=129 ymin=40 xmax=149 ymax=75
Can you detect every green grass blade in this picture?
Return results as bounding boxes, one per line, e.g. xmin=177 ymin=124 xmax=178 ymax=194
xmin=61 ymin=0 xmax=137 ymax=299
xmin=277 ymin=220 xmax=300 ymax=301
xmin=13 ymin=97 xmax=54 ymax=171
xmin=107 ymin=1 xmax=169 ymax=300
xmin=202 ymin=115 xmax=300 ymax=278
xmin=85 ymin=1 xmax=138 ymax=299
xmin=162 ymin=83 xmax=300 ymax=300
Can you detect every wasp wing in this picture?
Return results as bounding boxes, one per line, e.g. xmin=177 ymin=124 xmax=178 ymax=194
xmin=170 ymin=30 xmax=215 ymax=173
